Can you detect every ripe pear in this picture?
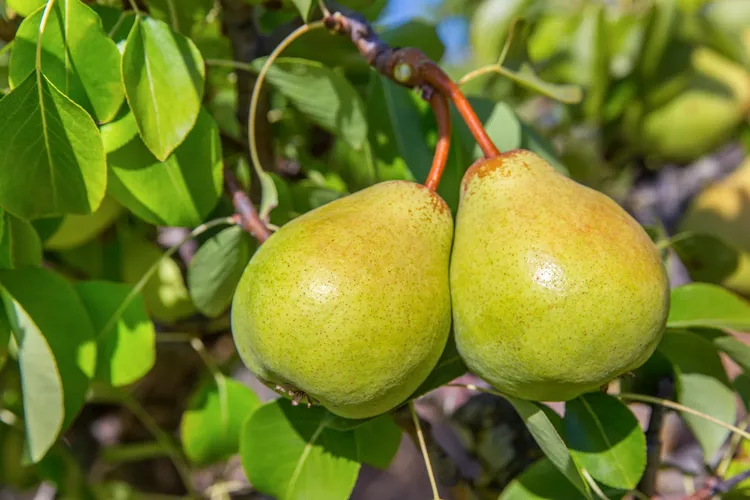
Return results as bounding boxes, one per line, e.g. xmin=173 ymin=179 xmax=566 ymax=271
xmin=231 ymin=181 xmax=453 ymax=419
xmin=451 ymin=150 xmax=670 ymax=402
xmin=640 ymin=48 xmax=750 ymax=162
xmin=680 ymin=158 xmax=750 ymax=297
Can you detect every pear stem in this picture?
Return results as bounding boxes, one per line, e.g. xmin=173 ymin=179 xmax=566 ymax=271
xmin=425 ymin=92 xmax=451 ymax=191
xmin=409 ymin=401 xmax=442 ymax=500
xmin=421 ymin=62 xmax=500 ymax=159
xmin=224 ymin=167 xmax=272 ymax=242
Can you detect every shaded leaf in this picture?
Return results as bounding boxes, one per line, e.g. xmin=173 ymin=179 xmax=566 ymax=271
xmin=240 ymin=400 xmax=360 ymax=500
xmin=10 ymin=0 xmax=124 ymax=122
xmin=0 ymin=73 xmax=106 ymax=219
xmin=148 ymin=0 xmax=213 ymax=36
xmin=354 ymin=414 xmax=402 ymax=469
xmin=75 ymin=281 xmax=155 ymax=387
xmin=181 ymin=376 xmax=260 ymax=466
xmin=667 ymin=283 xmax=750 ymax=331
xmin=411 ymin=334 xmax=467 ymax=399
xmin=381 ymin=21 xmax=445 ymax=62
xmin=0 ymin=211 xmax=42 ymax=269
xmin=500 ymin=457 xmax=585 ymax=500
xmin=122 ymin=16 xmax=205 ymax=160
xmin=692 ymin=327 xmax=750 ymax=373
xmin=254 ymin=57 xmax=367 ymax=150
xmin=671 ymin=233 xmax=740 ymax=284
xmin=506 ymin=396 xmax=590 ymax=498
xmin=0 ymin=267 xmax=97 ymax=462
xmin=565 ymin=393 xmax=646 ymax=490
xmin=659 ymin=329 xmax=736 ymax=459
xmin=187 ymin=225 xmax=253 ymax=318
xmin=102 ymin=108 xmax=223 ymax=227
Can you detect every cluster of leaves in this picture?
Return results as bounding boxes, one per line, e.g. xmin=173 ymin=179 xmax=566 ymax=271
xmin=0 ymin=0 xmax=749 ymax=499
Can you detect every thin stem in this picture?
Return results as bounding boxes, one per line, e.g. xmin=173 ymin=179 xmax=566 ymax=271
xmin=164 ymin=0 xmax=179 ymax=31
xmin=717 ymin=414 xmax=750 ymax=476
xmin=126 ymin=0 xmax=140 ymax=15
xmin=421 ymin=62 xmax=500 ymax=158
xmin=409 ymin=401 xmax=442 ymax=500
xmin=205 ymin=58 xmax=256 ymax=73
xmin=582 ymin=469 xmax=611 ymax=500
xmin=424 ymin=92 xmax=451 ymax=192
xmin=118 ymin=389 xmax=196 ymax=496
xmin=100 ymin=217 xmax=235 ymax=339
xmin=190 ymin=338 xmax=229 ymax=432
xmin=107 ymin=11 xmax=128 ymax=38
xmin=618 ymin=393 xmax=750 ymax=441
xmin=35 ymin=0 xmax=56 ymax=71
xmin=317 ymin=0 xmax=330 ymax=17
xmin=224 ymin=168 xmax=271 ymax=242
xmin=248 ymin=21 xmax=325 ymax=207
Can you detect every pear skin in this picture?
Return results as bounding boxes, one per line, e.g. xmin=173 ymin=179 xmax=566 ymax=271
xmin=231 ymin=181 xmax=453 ymax=419
xmin=450 ymin=150 xmax=670 ymax=402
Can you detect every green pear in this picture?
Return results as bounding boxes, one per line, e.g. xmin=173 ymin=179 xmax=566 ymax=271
xmin=680 ymin=159 xmax=750 ymax=297
xmin=231 ymin=180 xmax=453 ymax=419
xmin=451 ymin=150 xmax=670 ymax=402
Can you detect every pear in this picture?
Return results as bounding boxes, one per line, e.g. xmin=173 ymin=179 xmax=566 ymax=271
xmin=231 ymin=180 xmax=453 ymax=419
xmin=451 ymin=150 xmax=670 ymax=402
xmin=680 ymin=159 xmax=750 ymax=297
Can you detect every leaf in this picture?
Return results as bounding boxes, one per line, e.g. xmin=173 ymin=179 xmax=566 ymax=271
xmin=520 ymin=122 xmax=568 ymax=176
xmin=658 ymin=329 xmax=736 ymax=459
xmin=506 ymin=396 xmax=591 ymax=498
xmin=380 ymin=21 xmax=445 ymax=62
xmin=667 ymin=283 xmax=750 ymax=331
xmin=9 ymin=0 xmax=124 ymax=123
xmin=564 ymin=393 xmax=646 ymax=490
xmin=691 ymin=327 xmax=750 ymax=373
xmin=0 ymin=211 xmax=42 ymax=269
xmin=180 ymin=376 xmax=260 ymax=466
xmin=102 ymin=108 xmax=223 ymax=227
xmin=147 ymin=0 xmax=214 ymax=36
xmin=240 ymin=400 xmax=361 ymax=500
xmin=75 ymin=281 xmax=155 ymax=387
xmin=291 ymin=0 xmax=314 ymax=21
xmin=254 ymin=57 xmax=368 ymax=150
xmin=121 ymin=15 xmax=205 ymax=160
xmin=0 ymin=303 xmax=9 ymax=371
xmin=187 ymin=225 xmax=253 ymax=318
xmin=0 ymin=267 xmax=97 ymax=462
xmin=91 ymin=5 xmax=136 ymax=48
xmin=367 ymin=74 xmax=430 ymax=182
xmin=500 ymin=457 xmax=586 ymax=500
xmin=354 ymin=414 xmax=402 ymax=469
xmin=6 ymin=0 xmax=44 ymax=16
xmin=44 ymin=196 xmax=123 ymax=250
xmin=411 ymin=334 xmax=467 ymax=399
xmin=0 ymin=73 xmax=107 ymax=219
xmin=671 ymin=233 xmax=740 ymax=285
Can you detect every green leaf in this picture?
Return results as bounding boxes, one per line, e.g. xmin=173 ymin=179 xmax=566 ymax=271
xmin=380 ymin=21 xmax=445 ymax=63
xmin=91 ymin=5 xmax=136 ymax=48
xmin=671 ymin=233 xmax=740 ymax=285
xmin=6 ymin=0 xmax=44 ymax=16
xmin=667 ymin=283 xmax=750 ymax=331
xmin=367 ymin=74 xmax=430 ymax=182
xmin=0 ymin=267 xmax=97 ymax=462
xmin=9 ymin=0 xmax=124 ymax=123
xmin=102 ymin=108 xmax=223 ymax=227
xmin=75 ymin=281 xmax=155 ymax=387
xmin=240 ymin=400 xmax=361 ymax=500
xmin=181 ymin=376 xmax=260 ymax=466
xmin=0 ymin=73 xmax=107 ymax=219
xmin=506 ymin=396 xmax=590 ymax=498
xmin=354 ymin=414 xmax=402 ymax=469
xmin=564 ymin=393 xmax=646 ymax=490
xmin=187 ymin=225 xmax=253 ymax=318
xmin=0 ymin=303 xmax=9 ymax=371
xmin=658 ymin=329 xmax=736 ymax=459
xmin=147 ymin=0 xmax=213 ymax=36
xmin=411 ymin=334 xmax=467 ymax=399
xmin=0 ymin=211 xmax=42 ymax=269
xmin=500 ymin=458 xmax=585 ymax=500
xmin=733 ymin=372 xmax=750 ymax=412
xmin=520 ymin=122 xmax=568 ymax=176
xmin=254 ymin=57 xmax=368 ymax=150
xmin=121 ymin=15 xmax=205 ymax=160
xmin=503 ymin=395 xmax=591 ymax=498
xmin=691 ymin=328 xmax=750 ymax=373
xmin=44 ymin=196 xmax=123 ymax=250
xmin=291 ymin=0 xmax=314 ymax=21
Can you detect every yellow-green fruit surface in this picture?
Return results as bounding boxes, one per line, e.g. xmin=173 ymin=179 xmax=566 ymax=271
xmin=231 ymin=181 xmax=453 ymax=419
xmin=450 ymin=150 xmax=670 ymax=402
xmin=641 ymin=48 xmax=750 ymax=163
xmin=680 ymin=159 xmax=750 ymax=296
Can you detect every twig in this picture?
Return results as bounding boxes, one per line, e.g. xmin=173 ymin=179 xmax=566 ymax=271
xmin=425 ymin=91 xmax=451 ymax=192
xmin=323 ymin=11 xmax=500 ymax=159
xmin=684 ymin=469 xmax=750 ymax=499
xmin=410 ymin=401 xmax=443 ymax=500
xmin=224 ymin=167 xmax=272 ymax=242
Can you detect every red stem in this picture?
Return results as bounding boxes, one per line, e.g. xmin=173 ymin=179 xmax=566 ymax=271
xmin=422 ymin=63 xmax=500 ymax=159
xmin=224 ymin=168 xmax=272 ymax=243
xmin=424 ymin=92 xmax=451 ymax=192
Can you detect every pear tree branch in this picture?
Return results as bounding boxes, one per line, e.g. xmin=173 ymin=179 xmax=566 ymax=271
xmin=224 ymin=167 xmax=272 ymax=243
